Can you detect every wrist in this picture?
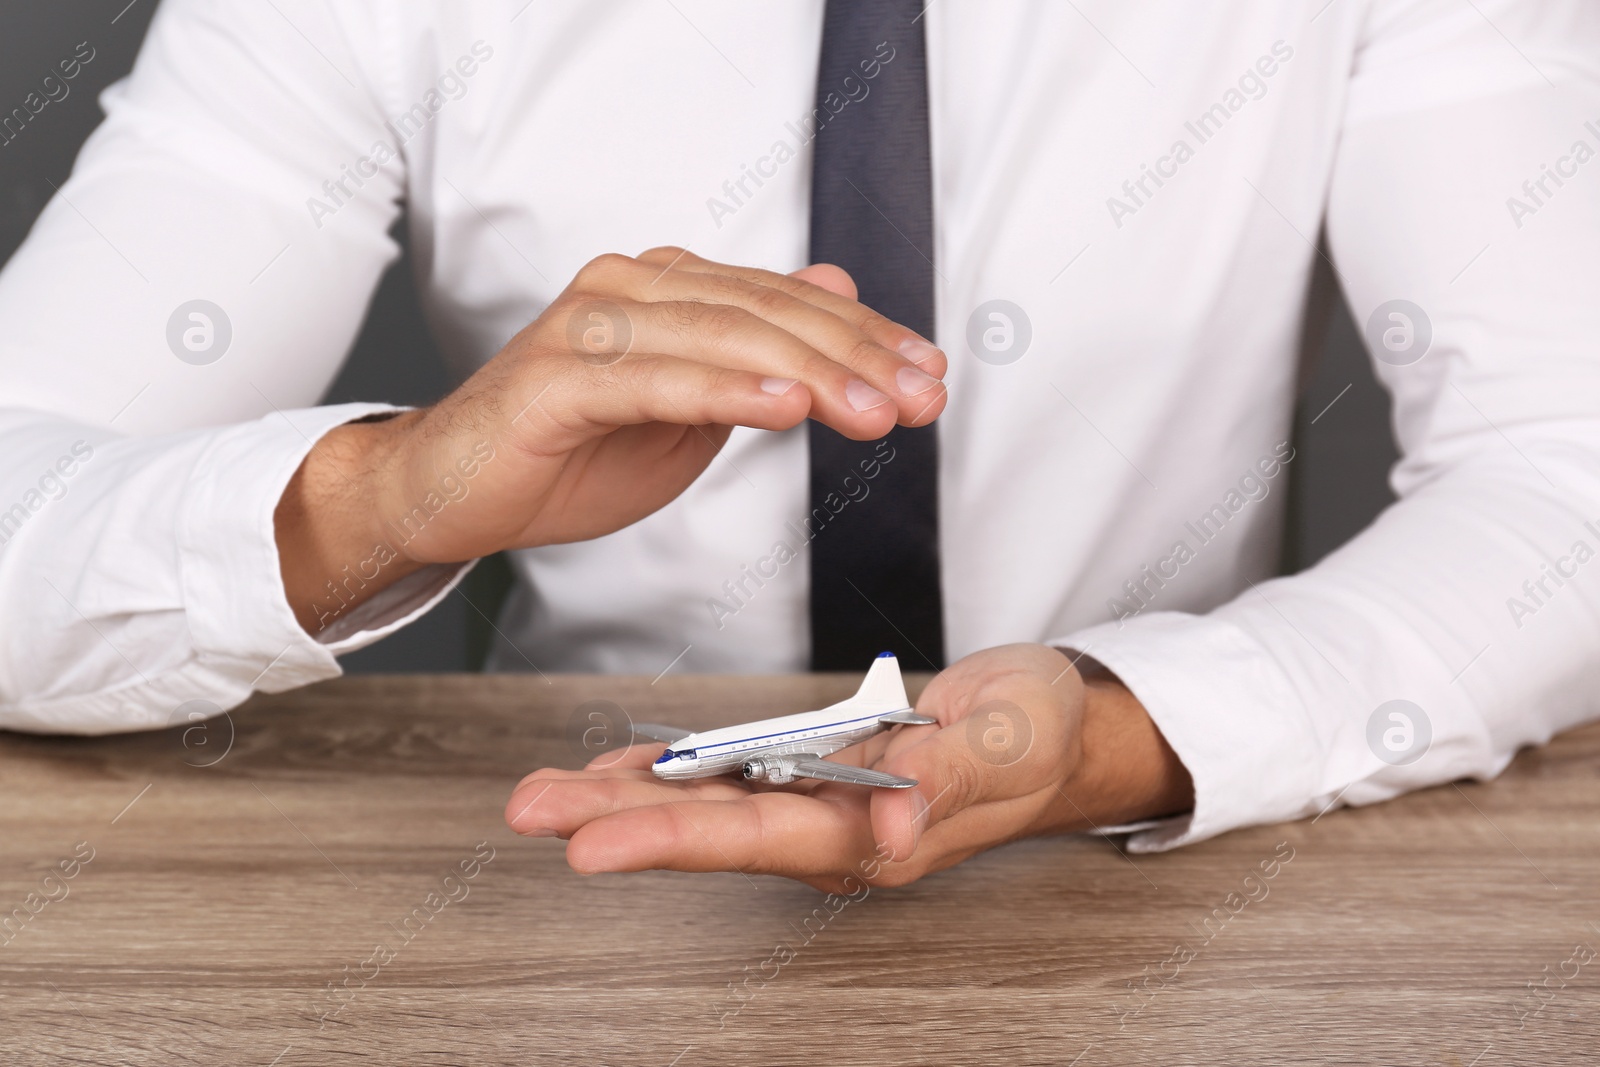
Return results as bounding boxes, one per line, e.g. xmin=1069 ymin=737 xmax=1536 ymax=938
xmin=275 ymin=412 xmax=428 ymax=633
xmin=1057 ymin=667 xmax=1194 ymax=830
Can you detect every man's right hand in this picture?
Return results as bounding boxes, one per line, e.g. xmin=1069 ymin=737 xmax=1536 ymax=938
xmin=273 ymin=246 xmax=948 ymax=633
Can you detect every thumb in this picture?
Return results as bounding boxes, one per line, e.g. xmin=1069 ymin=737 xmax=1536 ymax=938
xmin=789 ymin=262 xmax=858 ymax=301
xmin=870 ymin=698 xmax=1039 ymax=861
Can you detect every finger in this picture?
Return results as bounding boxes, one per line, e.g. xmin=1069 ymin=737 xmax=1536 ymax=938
xmin=618 ymin=271 xmax=946 ymax=428
xmin=871 ymin=699 xmax=1058 ymax=861
xmin=546 ymin=298 xmax=910 ymax=439
xmin=790 ymin=262 xmax=856 ymax=301
xmin=634 ymin=246 xmax=948 ymax=378
xmin=633 ymin=249 xmax=853 ymax=303
xmin=585 ymin=743 xmax=664 ymax=772
xmin=565 ymin=790 xmax=881 ymax=877
xmin=510 ymin=349 xmax=814 ymax=451
xmin=505 ymin=772 xmax=753 ymax=838
xmin=517 ymin=763 xmax=655 ymax=788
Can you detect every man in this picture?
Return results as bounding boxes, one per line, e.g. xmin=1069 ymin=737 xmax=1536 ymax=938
xmin=1 ymin=1 xmax=1596 ymax=890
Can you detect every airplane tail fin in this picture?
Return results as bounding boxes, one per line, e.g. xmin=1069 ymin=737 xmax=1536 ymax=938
xmin=845 ymin=652 xmax=909 ymax=711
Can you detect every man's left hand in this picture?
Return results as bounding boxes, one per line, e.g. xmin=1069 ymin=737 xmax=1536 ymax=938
xmin=504 ymin=643 xmax=1193 ymax=891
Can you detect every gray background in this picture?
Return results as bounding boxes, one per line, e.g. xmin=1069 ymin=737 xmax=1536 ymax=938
xmin=0 ymin=1 xmax=1398 ymax=673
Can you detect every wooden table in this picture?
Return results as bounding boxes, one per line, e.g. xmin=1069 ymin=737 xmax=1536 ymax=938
xmin=1 ymin=674 xmax=1596 ymax=1066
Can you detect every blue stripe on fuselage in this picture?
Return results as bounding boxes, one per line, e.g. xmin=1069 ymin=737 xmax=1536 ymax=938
xmin=689 ymin=707 xmax=911 ymax=755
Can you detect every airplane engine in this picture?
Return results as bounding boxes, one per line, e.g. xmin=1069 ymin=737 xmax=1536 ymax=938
xmin=740 ymin=756 xmax=799 ymax=784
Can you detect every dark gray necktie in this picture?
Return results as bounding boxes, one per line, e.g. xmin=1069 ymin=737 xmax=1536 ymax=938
xmin=807 ymin=0 xmax=945 ymax=671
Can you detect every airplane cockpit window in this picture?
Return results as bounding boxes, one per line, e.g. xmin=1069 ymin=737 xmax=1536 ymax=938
xmin=654 ymin=750 xmax=676 ymax=765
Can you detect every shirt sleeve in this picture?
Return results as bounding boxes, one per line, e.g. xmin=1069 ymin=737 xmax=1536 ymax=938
xmin=0 ymin=0 xmax=468 ymax=734
xmin=1053 ymin=0 xmax=1600 ymax=852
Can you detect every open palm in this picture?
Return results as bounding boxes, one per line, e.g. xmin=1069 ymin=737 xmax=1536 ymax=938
xmin=504 ymin=644 xmax=1093 ymax=892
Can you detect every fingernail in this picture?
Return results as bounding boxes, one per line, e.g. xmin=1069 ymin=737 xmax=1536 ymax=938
xmin=761 ymin=376 xmax=799 ymax=396
xmin=895 ymin=365 xmax=941 ymax=397
xmin=521 ymin=827 xmax=559 ymax=838
xmin=898 ymin=338 xmax=943 ymax=367
xmin=846 ymin=379 xmax=891 ymax=412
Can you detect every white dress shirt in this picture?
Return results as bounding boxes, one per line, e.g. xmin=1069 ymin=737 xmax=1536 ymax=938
xmin=2 ymin=0 xmax=1597 ymax=852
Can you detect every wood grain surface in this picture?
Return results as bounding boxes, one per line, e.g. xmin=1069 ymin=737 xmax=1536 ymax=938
xmin=1 ymin=673 xmax=1597 ymax=1066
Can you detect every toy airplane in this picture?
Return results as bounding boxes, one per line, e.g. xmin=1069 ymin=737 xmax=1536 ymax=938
xmin=635 ymin=652 xmax=936 ymax=788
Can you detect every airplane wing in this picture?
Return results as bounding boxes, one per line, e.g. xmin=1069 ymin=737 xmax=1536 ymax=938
xmin=792 ymin=759 xmax=918 ymax=789
xmin=631 ymin=723 xmax=692 ymax=744
xmin=878 ymin=709 xmax=938 ymax=726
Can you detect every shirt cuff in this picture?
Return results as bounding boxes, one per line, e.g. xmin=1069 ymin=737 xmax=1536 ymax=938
xmin=1050 ymin=610 xmax=1322 ymax=853
xmin=315 ymin=557 xmax=477 ymax=652
xmin=177 ymin=403 xmax=473 ymax=694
